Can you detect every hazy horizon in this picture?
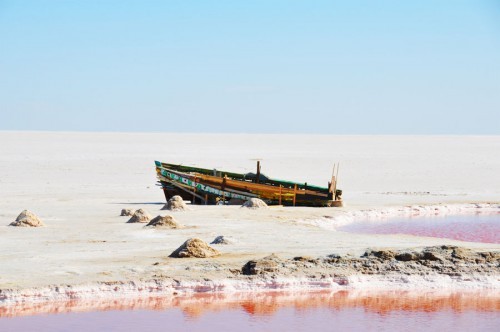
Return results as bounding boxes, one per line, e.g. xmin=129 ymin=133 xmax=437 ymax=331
xmin=1 ymin=128 xmax=498 ymax=136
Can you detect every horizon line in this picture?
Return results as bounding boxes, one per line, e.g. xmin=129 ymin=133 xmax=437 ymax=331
xmin=0 ymin=130 xmax=498 ymax=137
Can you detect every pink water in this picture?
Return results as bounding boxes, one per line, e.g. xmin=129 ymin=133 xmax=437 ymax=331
xmin=338 ymin=212 xmax=500 ymax=243
xmin=1 ymin=291 xmax=499 ymax=331
xmin=1 ymin=213 xmax=499 ymax=330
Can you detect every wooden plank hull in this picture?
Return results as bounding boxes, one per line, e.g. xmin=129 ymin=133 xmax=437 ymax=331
xmin=155 ymin=161 xmax=340 ymax=207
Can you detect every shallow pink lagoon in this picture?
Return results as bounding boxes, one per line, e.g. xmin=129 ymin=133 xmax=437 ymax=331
xmin=338 ymin=212 xmax=500 ymax=244
xmin=1 ymin=291 xmax=499 ymax=331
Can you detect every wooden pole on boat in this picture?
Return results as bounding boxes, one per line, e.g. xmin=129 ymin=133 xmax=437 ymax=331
xmin=222 ymin=175 xmax=227 ymax=190
xmin=279 ymin=185 xmax=283 ymax=205
xmin=330 ymin=164 xmax=336 ymax=196
xmin=334 ymin=163 xmax=339 ymax=199
xmin=293 ymin=184 xmax=297 ymax=206
xmin=222 ymin=175 xmax=227 ymax=204
xmin=256 ymin=161 xmax=261 ymax=184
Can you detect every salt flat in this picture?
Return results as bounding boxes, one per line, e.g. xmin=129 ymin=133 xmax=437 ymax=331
xmin=0 ymin=132 xmax=499 ymax=291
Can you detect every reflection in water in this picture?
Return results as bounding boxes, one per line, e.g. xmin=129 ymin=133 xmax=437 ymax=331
xmin=1 ymin=290 xmax=499 ymax=331
xmin=338 ymin=212 xmax=500 ymax=244
xmin=1 ymin=290 xmax=499 ymax=318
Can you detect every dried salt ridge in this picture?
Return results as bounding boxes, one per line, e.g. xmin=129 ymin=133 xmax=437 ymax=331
xmin=241 ymin=246 xmax=500 ymax=278
xmin=126 ymin=208 xmax=152 ymax=223
xmin=145 ymin=215 xmax=183 ymax=229
xmin=241 ymin=198 xmax=268 ymax=209
xmin=120 ymin=208 xmax=135 ymax=216
xmin=169 ymin=238 xmax=220 ymax=258
xmin=162 ymin=195 xmax=188 ymax=211
xmin=0 ymin=245 xmax=499 ymax=303
xmin=9 ymin=210 xmax=45 ymax=227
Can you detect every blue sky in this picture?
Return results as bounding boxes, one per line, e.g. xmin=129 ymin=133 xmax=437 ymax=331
xmin=1 ymin=0 xmax=499 ymax=134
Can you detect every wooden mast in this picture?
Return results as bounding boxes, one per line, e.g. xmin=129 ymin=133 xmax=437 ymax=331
xmin=256 ymin=161 xmax=261 ymax=184
xmin=329 ymin=164 xmax=336 ymax=197
xmin=334 ymin=162 xmax=339 ymax=199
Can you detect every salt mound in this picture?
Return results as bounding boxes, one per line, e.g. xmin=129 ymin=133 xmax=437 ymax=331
xmin=162 ymin=195 xmax=188 ymax=211
xmin=10 ymin=210 xmax=45 ymax=227
xmin=210 ymin=235 xmax=232 ymax=245
xmin=242 ymin=198 xmax=268 ymax=209
xmin=145 ymin=215 xmax=182 ymax=229
xmin=242 ymin=254 xmax=283 ymax=275
xmin=126 ymin=208 xmax=152 ymax=223
xmin=120 ymin=208 xmax=135 ymax=216
xmin=169 ymin=238 xmax=220 ymax=258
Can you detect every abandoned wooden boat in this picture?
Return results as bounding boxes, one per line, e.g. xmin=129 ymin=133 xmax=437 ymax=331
xmin=155 ymin=160 xmax=343 ymax=207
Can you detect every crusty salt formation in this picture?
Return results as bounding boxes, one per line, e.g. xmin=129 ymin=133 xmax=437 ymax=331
xmin=242 ymin=254 xmax=283 ymax=275
xmin=145 ymin=215 xmax=182 ymax=229
xmin=120 ymin=208 xmax=135 ymax=216
xmin=9 ymin=210 xmax=46 ymax=227
xmin=241 ymin=198 xmax=268 ymax=209
xmin=210 ymin=235 xmax=232 ymax=245
xmin=240 ymin=246 xmax=500 ymax=278
xmin=162 ymin=195 xmax=188 ymax=211
xmin=169 ymin=238 xmax=220 ymax=258
xmin=126 ymin=208 xmax=152 ymax=223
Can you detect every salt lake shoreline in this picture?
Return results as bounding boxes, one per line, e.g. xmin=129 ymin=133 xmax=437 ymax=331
xmin=1 ymin=203 xmax=499 ymax=305
xmin=1 ymin=133 xmax=499 ymax=306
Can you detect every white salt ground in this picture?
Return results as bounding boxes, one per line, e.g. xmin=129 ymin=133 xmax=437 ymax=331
xmin=0 ymin=132 xmax=498 ymax=294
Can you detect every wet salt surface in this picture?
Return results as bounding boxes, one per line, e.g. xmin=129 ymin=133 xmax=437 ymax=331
xmin=1 ymin=291 xmax=499 ymax=331
xmin=338 ymin=212 xmax=500 ymax=244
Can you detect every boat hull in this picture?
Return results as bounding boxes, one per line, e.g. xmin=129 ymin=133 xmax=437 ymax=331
xmin=155 ymin=161 xmax=341 ymax=207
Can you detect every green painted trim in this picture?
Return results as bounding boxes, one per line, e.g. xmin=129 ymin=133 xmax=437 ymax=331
xmin=160 ymin=169 xmax=255 ymax=201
